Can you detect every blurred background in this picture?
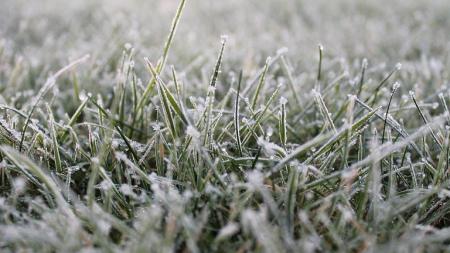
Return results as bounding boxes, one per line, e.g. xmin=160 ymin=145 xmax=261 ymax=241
xmin=2 ymin=0 xmax=450 ymax=68
xmin=1 ymin=0 xmax=450 ymax=110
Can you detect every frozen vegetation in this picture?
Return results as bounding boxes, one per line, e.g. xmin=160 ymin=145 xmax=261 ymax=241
xmin=1 ymin=0 xmax=450 ymax=252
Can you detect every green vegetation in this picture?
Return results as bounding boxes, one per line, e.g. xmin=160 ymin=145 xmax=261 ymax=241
xmin=1 ymin=0 xmax=450 ymax=252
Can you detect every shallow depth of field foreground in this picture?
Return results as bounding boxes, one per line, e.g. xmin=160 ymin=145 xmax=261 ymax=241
xmin=1 ymin=0 xmax=450 ymax=252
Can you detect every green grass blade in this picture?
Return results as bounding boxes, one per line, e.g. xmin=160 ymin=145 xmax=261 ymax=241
xmin=46 ymin=104 xmax=62 ymax=173
xmin=235 ymin=70 xmax=243 ymax=157
xmin=251 ymin=57 xmax=270 ymax=110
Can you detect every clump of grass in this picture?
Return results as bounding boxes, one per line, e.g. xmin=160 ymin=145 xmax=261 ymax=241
xmin=1 ymin=0 xmax=450 ymax=252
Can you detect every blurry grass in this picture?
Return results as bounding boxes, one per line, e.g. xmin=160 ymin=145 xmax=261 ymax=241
xmin=1 ymin=0 xmax=450 ymax=252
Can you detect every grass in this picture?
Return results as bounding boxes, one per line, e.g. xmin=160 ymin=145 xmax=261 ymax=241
xmin=1 ymin=0 xmax=450 ymax=252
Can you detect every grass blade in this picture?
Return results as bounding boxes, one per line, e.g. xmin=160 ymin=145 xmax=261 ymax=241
xmin=235 ymin=70 xmax=243 ymax=157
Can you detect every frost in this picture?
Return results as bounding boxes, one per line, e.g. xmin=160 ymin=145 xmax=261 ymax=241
xmin=216 ymin=223 xmax=239 ymax=240
xmin=242 ymin=117 xmax=255 ymax=126
xmin=186 ymin=125 xmax=201 ymax=140
xmin=318 ymin=44 xmax=324 ymax=51
xmin=220 ymin=34 xmax=228 ymax=43
xmin=78 ymin=91 xmax=88 ymax=101
xmin=97 ymin=219 xmax=111 ymax=234
xmin=111 ymin=139 xmax=119 ymax=149
xmin=362 ymin=58 xmax=368 ymax=67
xmin=247 ymin=170 xmax=263 ymax=186
xmin=207 ymin=85 xmax=216 ymax=93
xmin=276 ymin=47 xmax=288 ymax=55
xmin=2 ymin=1 xmax=450 ymax=251
xmin=13 ymin=177 xmax=26 ymax=194
xmin=266 ymin=127 xmax=273 ymax=137
xmin=337 ymin=204 xmax=353 ymax=222
xmin=311 ymin=89 xmax=319 ymax=96
xmin=151 ymin=122 xmax=162 ymax=131
xmin=120 ymin=184 xmax=135 ymax=197
xmin=91 ymin=157 xmax=100 ymax=164
xmin=124 ymin=42 xmax=133 ymax=50
xmin=99 ymin=180 xmax=113 ymax=191
xmin=257 ymin=137 xmax=282 ymax=157
xmin=205 ymin=183 xmax=221 ymax=195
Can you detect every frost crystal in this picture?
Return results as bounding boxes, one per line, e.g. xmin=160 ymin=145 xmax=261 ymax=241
xmin=220 ymin=35 xmax=228 ymax=43
xmin=247 ymin=170 xmax=263 ymax=186
xmin=99 ymin=180 xmax=113 ymax=191
xmin=120 ymin=184 xmax=134 ymax=196
xmin=124 ymin=43 xmax=132 ymax=50
xmin=186 ymin=125 xmax=201 ymax=140
xmin=13 ymin=177 xmax=26 ymax=194
xmin=276 ymin=47 xmax=288 ymax=55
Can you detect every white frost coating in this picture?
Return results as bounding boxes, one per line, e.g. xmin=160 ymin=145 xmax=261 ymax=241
xmin=216 ymin=223 xmax=239 ymax=240
xmin=438 ymin=189 xmax=450 ymax=199
xmin=151 ymin=123 xmax=161 ymax=131
xmin=257 ymin=137 xmax=283 ymax=156
xmin=242 ymin=117 xmax=255 ymax=126
xmin=347 ymin=94 xmax=357 ymax=100
xmin=91 ymin=157 xmax=100 ymax=164
xmin=207 ymin=85 xmax=216 ymax=93
xmin=393 ymin=82 xmax=401 ymax=90
xmin=409 ymin=90 xmax=415 ymax=97
xmin=395 ymin=62 xmax=402 ymax=70
xmin=99 ymin=180 xmax=113 ymax=191
xmin=276 ymin=47 xmax=288 ymax=55
xmin=97 ymin=219 xmax=111 ymax=234
xmin=247 ymin=170 xmax=263 ymax=186
xmin=78 ymin=91 xmax=88 ymax=101
xmin=205 ymin=183 xmax=221 ymax=195
xmin=337 ymin=204 xmax=353 ymax=222
xmin=119 ymin=184 xmax=134 ymax=196
xmin=311 ymin=89 xmax=320 ymax=97
xmin=220 ymin=34 xmax=228 ymax=43
xmin=341 ymin=168 xmax=357 ymax=181
xmin=266 ymin=127 xmax=273 ymax=137
xmin=124 ymin=42 xmax=132 ymax=50
xmin=279 ymin=96 xmax=288 ymax=105
xmin=186 ymin=125 xmax=201 ymax=140
xmin=13 ymin=177 xmax=26 ymax=194
xmin=111 ymin=140 xmax=119 ymax=149
xmin=362 ymin=58 xmax=368 ymax=67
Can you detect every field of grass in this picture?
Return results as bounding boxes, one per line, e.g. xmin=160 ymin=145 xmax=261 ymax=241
xmin=1 ymin=0 xmax=450 ymax=252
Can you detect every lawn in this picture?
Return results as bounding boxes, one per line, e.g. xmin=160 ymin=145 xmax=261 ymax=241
xmin=1 ymin=0 xmax=450 ymax=252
